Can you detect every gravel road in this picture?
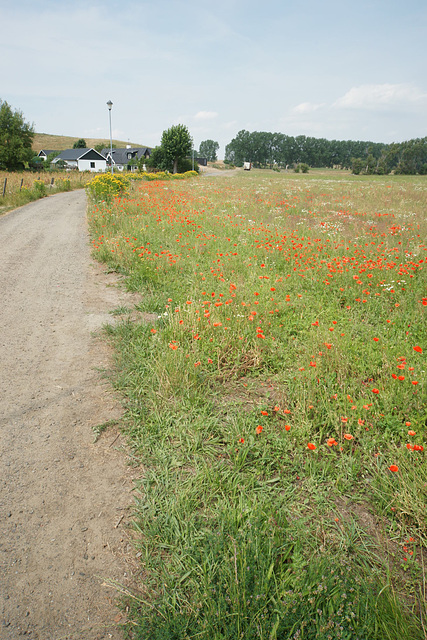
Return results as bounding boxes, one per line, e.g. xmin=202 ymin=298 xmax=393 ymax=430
xmin=0 ymin=191 xmax=137 ymax=639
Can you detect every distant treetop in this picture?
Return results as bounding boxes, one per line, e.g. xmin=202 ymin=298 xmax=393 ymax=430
xmin=73 ymin=139 xmax=87 ymax=149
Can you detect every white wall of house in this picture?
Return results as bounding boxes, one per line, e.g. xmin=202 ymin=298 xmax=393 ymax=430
xmin=77 ymin=159 xmax=107 ymax=172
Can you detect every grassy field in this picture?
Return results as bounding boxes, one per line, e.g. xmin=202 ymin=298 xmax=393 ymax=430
xmin=87 ymin=169 xmax=426 ymax=639
xmin=32 ymin=132 xmax=145 ymax=152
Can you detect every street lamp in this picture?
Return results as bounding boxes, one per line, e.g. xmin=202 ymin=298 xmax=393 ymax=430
xmin=107 ymin=100 xmax=113 ymax=175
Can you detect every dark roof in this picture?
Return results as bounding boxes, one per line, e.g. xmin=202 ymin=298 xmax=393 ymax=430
xmin=38 ymin=150 xmax=57 ymax=157
xmin=101 ymin=147 xmax=151 ymax=164
xmin=54 ymin=148 xmax=106 ymax=161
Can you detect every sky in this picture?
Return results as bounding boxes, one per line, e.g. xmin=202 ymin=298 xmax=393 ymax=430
xmin=1 ymin=0 xmax=426 ymax=158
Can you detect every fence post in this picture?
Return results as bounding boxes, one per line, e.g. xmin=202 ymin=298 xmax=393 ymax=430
xmin=2 ymin=178 xmax=6 ymax=197
xmin=20 ymin=178 xmax=24 ymax=191
xmin=51 ymin=178 xmax=55 ymax=187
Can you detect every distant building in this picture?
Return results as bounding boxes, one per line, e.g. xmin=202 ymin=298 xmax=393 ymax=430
xmin=51 ymin=148 xmax=107 ymax=172
xmin=37 ymin=150 xmax=58 ymax=161
xmin=101 ymin=147 xmax=151 ymax=172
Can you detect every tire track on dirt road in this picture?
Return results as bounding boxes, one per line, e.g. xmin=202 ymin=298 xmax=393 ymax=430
xmin=0 ymin=191 xmax=138 ymax=639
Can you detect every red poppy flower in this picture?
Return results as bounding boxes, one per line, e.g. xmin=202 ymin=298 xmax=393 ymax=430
xmin=344 ymin=433 xmax=354 ymax=441
xmin=284 ymin=425 xmax=291 ymax=432
xmin=256 ymin=425 xmax=263 ymax=434
xmin=408 ymin=430 xmax=416 ymax=436
xmin=413 ymin=444 xmax=424 ymax=451
xmin=260 ymin=410 xmax=268 ymax=416
xmin=389 ymin=465 xmax=399 ymax=472
xmin=327 ymin=438 xmax=338 ymax=447
xmin=413 ymin=346 xmax=422 ymax=353
xmin=372 ymin=388 xmax=379 ymax=394
xmin=239 ymin=437 xmax=245 ymax=444
xmin=307 ymin=442 xmax=316 ymax=450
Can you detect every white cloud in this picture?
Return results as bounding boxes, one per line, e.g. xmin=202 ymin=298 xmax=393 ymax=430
xmin=292 ymin=102 xmax=325 ymax=114
xmin=194 ymin=111 xmax=218 ymax=120
xmin=221 ymin=120 xmax=238 ymax=130
xmin=333 ymin=83 xmax=427 ymax=110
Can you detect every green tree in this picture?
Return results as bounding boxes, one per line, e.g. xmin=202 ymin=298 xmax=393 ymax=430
xmin=42 ymin=151 xmax=59 ymax=170
xmin=0 ymin=100 xmax=34 ymax=170
xmin=199 ymin=139 xmax=219 ymax=162
xmin=160 ymin=124 xmax=193 ymax=173
xmin=365 ymin=154 xmax=377 ymax=174
xmin=73 ymin=138 xmax=87 ymax=149
xmin=351 ymin=157 xmax=365 ymax=175
xmin=145 ymin=146 xmax=170 ymax=172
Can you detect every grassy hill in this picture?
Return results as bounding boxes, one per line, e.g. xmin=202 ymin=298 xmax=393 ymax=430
xmin=33 ymin=132 xmax=147 ymax=152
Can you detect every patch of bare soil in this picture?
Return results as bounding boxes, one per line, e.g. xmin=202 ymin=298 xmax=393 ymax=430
xmin=0 ymin=191 xmax=140 ymax=639
xmin=199 ymin=164 xmax=240 ymax=177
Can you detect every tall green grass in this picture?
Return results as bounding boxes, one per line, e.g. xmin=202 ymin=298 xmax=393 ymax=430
xmin=88 ymin=170 xmax=426 ymax=639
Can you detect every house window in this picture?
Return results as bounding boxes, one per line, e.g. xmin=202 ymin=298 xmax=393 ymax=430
xmin=127 ymin=153 xmax=132 ymax=159
xmin=90 ymin=162 xmax=95 ymax=168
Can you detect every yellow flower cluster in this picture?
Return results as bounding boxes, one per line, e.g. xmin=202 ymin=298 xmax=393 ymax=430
xmin=136 ymin=170 xmax=199 ymax=181
xmin=86 ymin=172 xmax=129 ymax=201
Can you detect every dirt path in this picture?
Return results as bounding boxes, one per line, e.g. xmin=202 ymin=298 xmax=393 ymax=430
xmin=199 ymin=166 xmax=240 ymax=178
xmin=0 ymin=191 xmax=137 ymax=639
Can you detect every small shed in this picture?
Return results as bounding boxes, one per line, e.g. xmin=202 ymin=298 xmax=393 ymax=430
xmin=243 ymin=162 xmax=252 ymax=171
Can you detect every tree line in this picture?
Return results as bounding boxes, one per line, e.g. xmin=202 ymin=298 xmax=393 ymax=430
xmin=224 ymin=130 xmax=427 ymax=175
xmin=1 ymin=99 xmax=426 ymax=175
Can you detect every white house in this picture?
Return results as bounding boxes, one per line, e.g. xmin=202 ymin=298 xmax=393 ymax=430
xmin=51 ymin=148 xmax=107 ymax=172
xmin=101 ymin=147 xmax=151 ymax=172
xmin=37 ymin=149 xmax=58 ymax=161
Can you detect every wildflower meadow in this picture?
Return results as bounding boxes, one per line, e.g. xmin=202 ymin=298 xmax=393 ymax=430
xmin=87 ymin=169 xmax=426 ymax=639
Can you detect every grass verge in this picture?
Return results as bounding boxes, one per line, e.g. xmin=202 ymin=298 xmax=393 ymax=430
xmin=0 ymin=170 xmax=94 ymax=215
xmin=88 ymin=169 xmax=426 ymax=639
